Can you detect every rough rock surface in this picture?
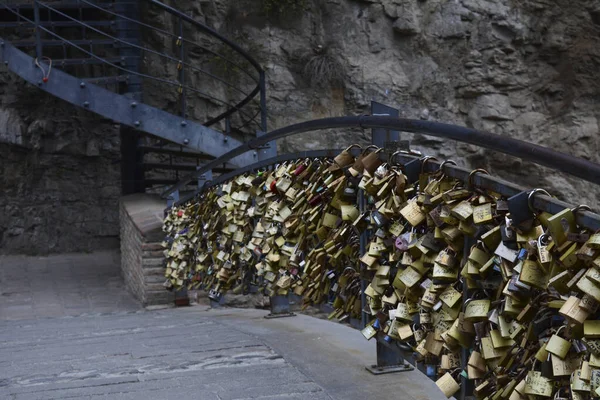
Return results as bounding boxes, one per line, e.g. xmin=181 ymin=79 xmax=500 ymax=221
xmin=0 ymin=72 xmax=121 ymax=254
xmin=1 ymin=0 xmax=599 ymax=253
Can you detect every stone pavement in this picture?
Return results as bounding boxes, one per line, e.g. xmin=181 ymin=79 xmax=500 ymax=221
xmin=0 ymin=251 xmax=140 ymax=320
xmin=0 ymin=252 xmax=445 ymax=400
xmin=0 ymin=307 xmax=445 ymax=400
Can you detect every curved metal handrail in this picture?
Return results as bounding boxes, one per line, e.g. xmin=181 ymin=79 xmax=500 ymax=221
xmin=1 ymin=0 xmax=266 ymax=134
xmin=162 ymin=115 xmax=600 ymax=197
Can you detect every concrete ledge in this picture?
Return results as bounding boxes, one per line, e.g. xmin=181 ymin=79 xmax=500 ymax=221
xmin=120 ymin=194 xmax=173 ymax=306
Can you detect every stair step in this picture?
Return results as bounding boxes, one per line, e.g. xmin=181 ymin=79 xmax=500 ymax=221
xmin=83 ymin=75 xmax=129 ymax=84
xmin=139 ymin=145 xmax=216 ymax=160
xmin=0 ymin=20 xmax=114 ymax=29
xmin=143 ymin=179 xmax=200 ymax=188
xmin=0 ymin=1 xmax=116 ymax=11
xmin=142 ymin=163 xmax=234 ymax=173
xmin=11 ymin=38 xmax=117 ymax=48
xmin=52 ymin=56 xmax=135 ymax=66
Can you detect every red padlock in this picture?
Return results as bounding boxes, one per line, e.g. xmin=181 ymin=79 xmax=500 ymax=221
xmin=270 ymin=180 xmax=278 ymax=193
xmin=177 ymin=210 xmax=183 ymax=217
xmin=293 ymin=163 xmax=306 ymax=176
xmin=42 ymin=77 xmax=49 ymax=83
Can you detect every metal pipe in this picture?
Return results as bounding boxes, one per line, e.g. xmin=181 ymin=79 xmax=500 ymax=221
xmin=162 ymin=116 xmax=600 ymax=197
xmin=260 ymin=70 xmax=267 ymax=133
xmin=178 ymin=17 xmax=186 ymax=118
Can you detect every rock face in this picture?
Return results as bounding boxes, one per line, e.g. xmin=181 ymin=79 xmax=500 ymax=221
xmin=200 ymin=0 xmax=600 ymax=208
xmin=0 ymin=73 xmax=121 ymax=254
xmin=1 ymin=0 xmax=599 ymax=253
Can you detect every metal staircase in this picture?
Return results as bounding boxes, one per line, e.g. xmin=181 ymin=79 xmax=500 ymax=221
xmin=0 ymin=0 xmax=268 ymax=194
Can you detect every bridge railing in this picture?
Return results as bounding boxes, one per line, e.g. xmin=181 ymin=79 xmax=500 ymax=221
xmin=163 ymin=116 xmax=600 ymax=399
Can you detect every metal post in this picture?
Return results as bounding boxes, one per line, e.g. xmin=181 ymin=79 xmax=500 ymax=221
xmin=359 ymin=188 xmax=368 ymax=329
xmin=264 ymin=294 xmax=296 ymax=319
xmin=460 ymin=235 xmax=477 ymax=400
xmin=366 ymin=337 xmax=415 ymax=375
xmin=259 ymin=71 xmax=267 ymax=134
xmin=178 ymin=17 xmax=186 ymax=118
xmin=33 ymin=0 xmax=42 ymax=59
xmin=256 ymin=130 xmax=277 ymax=161
xmin=371 ymin=101 xmax=401 ymax=149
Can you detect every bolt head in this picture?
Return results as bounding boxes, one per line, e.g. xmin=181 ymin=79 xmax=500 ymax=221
xmin=130 ymin=101 xmax=137 ymax=108
xmin=183 ymin=138 xmax=190 ymax=145
xmin=38 ymin=80 xmax=43 ymax=86
xmin=83 ymin=101 xmax=90 ymax=107
xmin=253 ymin=151 xmax=257 ymax=157
xmin=80 ymin=82 xmax=86 ymax=88
xmin=181 ymin=121 xmax=187 ymax=127
xmin=134 ymin=121 xmax=140 ymax=127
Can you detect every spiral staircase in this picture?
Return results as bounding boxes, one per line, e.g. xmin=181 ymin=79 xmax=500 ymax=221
xmin=0 ymin=0 xmax=269 ymax=195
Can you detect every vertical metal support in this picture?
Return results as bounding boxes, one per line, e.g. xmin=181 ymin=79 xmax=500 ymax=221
xmin=358 ymin=188 xmax=368 ymax=329
xmin=178 ymin=17 xmax=187 ymax=118
xmin=259 ymin=70 xmax=268 ymax=134
xmin=114 ymin=0 xmax=141 ymax=98
xmin=120 ymin=128 xmax=145 ymax=194
xmin=366 ymin=338 xmax=415 ymax=375
xmin=166 ymin=189 xmax=180 ymax=208
xmin=33 ymin=0 xmax=42 ymax=59
xmin=460 ymin=235 xmax=477 ymax=400
xmin=371 ymin=101 xmax=401 ymax=149
xmin=256 ymin=130 xmax=277 ymax=161
xmin=264 ymin=295 xmax=296 ymax=319
xmin=115 ymin=0 xmax=144 ymax=193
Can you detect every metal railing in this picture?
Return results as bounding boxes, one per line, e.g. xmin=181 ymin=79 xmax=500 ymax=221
xmin=0 ymin=0 xmax=267 ymax=136
xmin=162 ymin=115 xmax=600 ymax=198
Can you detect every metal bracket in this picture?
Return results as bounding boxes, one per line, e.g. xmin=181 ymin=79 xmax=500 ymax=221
xmin=166 ymin=189 xmax=180 ymax=208
xmin=264 ymin=295 xmax=296 ymax=319
xmin=365 ymin=335 xmax=414 ymax=375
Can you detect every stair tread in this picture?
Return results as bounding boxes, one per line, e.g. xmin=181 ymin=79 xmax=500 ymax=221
xmin=139 ymin=145 xmax=218 ymax=160
xmin=83 ymin=75 xmax=130 ymax=84
xmin=11 ymin=38 xmax=117 ymax=47
xmin=0 ymin=20 xmax=114 ymax=28
xmin=0 ymin=1 xmax=115 ymax=10
xmin=142 ymin=162 xmax=235 ymax=172
xmin=52 ymin=56 xmax=136 ymax=66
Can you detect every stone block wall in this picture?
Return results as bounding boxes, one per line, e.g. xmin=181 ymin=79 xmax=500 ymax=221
xmin=119 ymin=194 xmax=173 ymax=306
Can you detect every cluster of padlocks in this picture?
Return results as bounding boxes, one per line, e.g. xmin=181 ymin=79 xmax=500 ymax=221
xmin=163 ymin=145 xmax=600 ymax=399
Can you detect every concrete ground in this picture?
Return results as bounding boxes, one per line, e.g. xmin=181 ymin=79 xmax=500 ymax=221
xmin=0 ymin=252 xmax=140 ymax=320
xmin=0 ymin=252 xmax=445 ymax=400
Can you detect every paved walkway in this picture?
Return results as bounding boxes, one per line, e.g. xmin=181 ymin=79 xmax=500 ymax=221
xmin=0 ymin=253 xmax=445 ymax=400
xmin=0 ymin=252 xmax=140 ymax=320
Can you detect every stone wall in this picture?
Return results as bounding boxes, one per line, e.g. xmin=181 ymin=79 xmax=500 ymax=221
xmin=119 ymin=194 xmax=174 ymax=306
xmin=0 ymin=73 xmax=121 ymax=254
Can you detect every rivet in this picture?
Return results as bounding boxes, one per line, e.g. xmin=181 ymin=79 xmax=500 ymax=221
xmin=83 ymin=101 xmax=90 ymax=108
xmin=130 ymin=101 xmax=137 ymax=108
xmin=181 ymin=121 xmax=187 ymax=127
xmin=4 ymin=61 xmax=8 ymax=66
xmin=253 ymin=151 xmax=257 ymax=157
xmin=134 ymin=121 xmax=140 ymax=127
xmin=38 ymin=80 xmax=43 ymax=86
xmin=80 ymin=82 xmax=86 ymax=88
xmin=183 ymin=138 xmax=189 ymax=145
